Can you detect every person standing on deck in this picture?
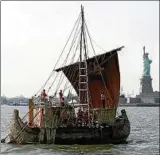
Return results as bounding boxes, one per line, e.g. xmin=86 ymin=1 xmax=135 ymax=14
xmin=40 ymin=89 xmax=48 ymax=101
xmin=101 ymin=92 xmax=106 ymax=108
xmin=59 ymin=90 xmax=64 ymax=106
xmin=83 ymin=109 xmax=89 ymax=126
xmin=76 ymin=109 xmax=84 ymax=126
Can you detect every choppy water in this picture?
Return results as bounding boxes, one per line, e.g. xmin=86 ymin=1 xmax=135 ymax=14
xmin=1 ymin=105 xmax=159 ymax=155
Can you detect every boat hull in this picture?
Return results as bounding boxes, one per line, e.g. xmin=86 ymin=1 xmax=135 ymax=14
xmin=55 ymin=125 xmax=129 ymax=144
xmin=1 ymin=109 xmax=130 ymax=145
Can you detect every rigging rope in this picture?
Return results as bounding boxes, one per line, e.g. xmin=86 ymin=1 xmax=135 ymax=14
xmin=60 ymin=50 xmax=120 ymax=92
xmin=61 ymin=35 xmax=81 ymax=95
xmin=84 ymin=21 xmax=113 ymax=105
xmin=62 ymin=31 xmax=82 ymax=93
xmin=64 ymin=38 xmax=80 ymax=91
xmin=36 ymin=10 xmax=122 ymax=111
xmin=47 ymin=18 xmax=82 ymax=94
xmin=50 ymin=23 xmax=82 ymax=94
xmin=63 ymin=57 xmax=79 ymax=93
xmin=34 ymin=13 xmax=81 ymax=96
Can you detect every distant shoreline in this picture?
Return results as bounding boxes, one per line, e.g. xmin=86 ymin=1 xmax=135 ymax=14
xmin=119 ymin=103 xmax=160 ymax=107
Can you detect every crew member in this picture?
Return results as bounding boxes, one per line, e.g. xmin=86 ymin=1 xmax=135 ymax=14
xmin=83 ymin=109 xmax=89 ymax=126
xmin=76 ymin=109 xmax=84 ymax=126
xmin=40 ymin=89 xmax=48 ymax=101
xmin=59 ymin=90 xmax=64 ymax=106
xmin=101 ymin=92 xmax=106 ymax=108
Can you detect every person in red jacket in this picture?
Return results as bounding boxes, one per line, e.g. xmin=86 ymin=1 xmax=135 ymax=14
xmin=40 ymin=89 xmax=48 ymax=101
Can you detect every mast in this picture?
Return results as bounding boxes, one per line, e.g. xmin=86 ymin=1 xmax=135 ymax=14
xmin=78 ymin=5 xmax=89 ymax=112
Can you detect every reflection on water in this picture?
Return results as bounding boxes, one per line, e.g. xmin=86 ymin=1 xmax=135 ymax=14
xmin=1 ymin=105 xmax=159 ymax=155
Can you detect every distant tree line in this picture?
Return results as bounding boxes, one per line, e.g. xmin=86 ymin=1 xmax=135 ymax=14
xmin=1 ymin=95 xmax=29 ymax=105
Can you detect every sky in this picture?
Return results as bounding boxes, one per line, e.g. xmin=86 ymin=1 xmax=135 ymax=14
xmin=1 ymin=1 xmax=159 ymax=98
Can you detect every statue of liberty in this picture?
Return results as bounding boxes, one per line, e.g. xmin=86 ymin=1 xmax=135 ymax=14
xmin=143 ymin=46 xmax=152 ymax=77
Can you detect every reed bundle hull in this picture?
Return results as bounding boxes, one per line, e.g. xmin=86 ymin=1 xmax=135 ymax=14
xmin=2 ymin=109 xmax=130 ymax=145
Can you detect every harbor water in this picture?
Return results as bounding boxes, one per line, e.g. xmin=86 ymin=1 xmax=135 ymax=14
xmin=1 ymin=105 xmax=159 ymax=155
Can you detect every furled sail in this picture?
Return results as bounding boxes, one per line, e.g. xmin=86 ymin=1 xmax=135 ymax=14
xmin=55 ymin=46 xmax=124 ymax=108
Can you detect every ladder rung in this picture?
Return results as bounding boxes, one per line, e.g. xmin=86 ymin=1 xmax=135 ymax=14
xmin=79 ymin=89 xmax=87 ymax=91
xmin=80 ymin=82 xmax=87 ymax=84
xmin=74 ymin=104 xmax=88 ymax=106
xmin=79 ymin=68 xmax=87 ymax=69
xmin=79 ymin=75 xmax=87 ymax=77
xmin=79 ymin=80 xmax=88 ymax=82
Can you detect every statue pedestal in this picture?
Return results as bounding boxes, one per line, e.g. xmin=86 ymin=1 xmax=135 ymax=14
xmin=138 ymin=76 xmax=155 ymax=104
xmin=140 ymin=76 xmax=153 ymax=94
xmin=137 ymin=93 xmax=155 ymax=104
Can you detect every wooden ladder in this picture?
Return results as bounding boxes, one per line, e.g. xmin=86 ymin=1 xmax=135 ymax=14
xmin=79 ymin=60 xmax=89 ymax=110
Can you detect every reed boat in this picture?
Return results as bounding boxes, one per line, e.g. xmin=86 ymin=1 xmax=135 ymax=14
xmin=1 ymin=5 xmax=130 ymax=145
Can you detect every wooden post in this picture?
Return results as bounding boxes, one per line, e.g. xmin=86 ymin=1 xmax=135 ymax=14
xmin=46 ymin=128 xmax=51 ymax=144
xmin=45 ymin=101 xmax=50 ymax=128
xmin=44 ymin=101 xmax=53 ymax=144
xmin=39 ymin=128 xmax=45 ymax=144
xmin=28 ymin=99 xmax=34 ymax=126
xmin=39 ymin=109 xmax=45 ymax=144
xmin=51 ymin=115 xmax=58 ymax=144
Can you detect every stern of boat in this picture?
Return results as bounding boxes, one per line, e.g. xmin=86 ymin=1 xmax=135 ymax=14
xmin=111 ymin=109 xmax=130 ymax=143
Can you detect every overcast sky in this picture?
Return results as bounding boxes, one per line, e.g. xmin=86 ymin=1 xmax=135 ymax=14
xmin=1 ymin=1 xmax=159 ymax=97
